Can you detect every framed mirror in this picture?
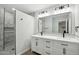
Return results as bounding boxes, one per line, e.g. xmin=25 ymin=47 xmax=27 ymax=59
xmin=38 ymin=12 xmax=72 ymax=34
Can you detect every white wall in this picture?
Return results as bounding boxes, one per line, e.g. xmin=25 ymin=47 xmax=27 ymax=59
xmin=16 ymin=10 xmax=34 ymax=54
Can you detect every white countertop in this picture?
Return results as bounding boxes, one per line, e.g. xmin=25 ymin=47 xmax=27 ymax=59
xmin=32 ymin=33 xmax=79 ymax=44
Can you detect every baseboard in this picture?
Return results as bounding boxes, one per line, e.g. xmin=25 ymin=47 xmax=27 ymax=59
xmin=16 ymin=48 xmax=31 ymax=55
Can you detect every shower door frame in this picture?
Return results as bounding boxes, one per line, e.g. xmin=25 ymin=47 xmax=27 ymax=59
xmin=3 ymin=8 xmax=16 ymax=55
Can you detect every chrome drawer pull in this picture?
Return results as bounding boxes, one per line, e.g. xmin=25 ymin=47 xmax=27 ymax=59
xmin=46 ymin=41 xmax=50 ymax=43
xmin=61 ymin=44 xmax=68 ymax=46
xmin=36 ymin=42 xmax=38 ymax=46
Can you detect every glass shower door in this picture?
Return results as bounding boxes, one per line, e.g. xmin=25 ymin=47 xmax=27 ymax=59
xmin=0 ymin=7 xmax=4 ymax=51
xmin=4 ymin=9 xmax=16 ymax=55
xmin=0 ymin=7 xmax=16 ymax=55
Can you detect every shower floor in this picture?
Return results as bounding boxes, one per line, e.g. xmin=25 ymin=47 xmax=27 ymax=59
xmin=0 ymin=40 xmax=15 ymax=55
xmin=0 ymin=45 xmax=15 ymax=55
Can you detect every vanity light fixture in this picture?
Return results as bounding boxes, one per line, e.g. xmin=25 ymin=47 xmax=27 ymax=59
xmin=37 ymin=4 xmax=70 ymax=17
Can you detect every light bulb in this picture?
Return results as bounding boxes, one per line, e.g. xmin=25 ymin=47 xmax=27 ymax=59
xmin=12 ymin=8 xmax=16 ymax=11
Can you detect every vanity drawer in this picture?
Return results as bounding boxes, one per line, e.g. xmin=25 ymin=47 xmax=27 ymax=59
xmin=43 ymin=49 xmax=52 ymax=55
xmin=52 ymin=49 xmax=63 ymax=55
xmin=52 ymin=40 xmax=79 ymax=48
xmin=43 ymin=39 xmax=52 ymax=50
xmin=44 ymin=39 xmax=52 ymax=46
xmin=52 ymin=40 xmax=63 ymax=49
xmin=52 ymin=40 xmax=79 ymax=55
xmin=32 ymin=46 xmax=43 ymax=54
xmin=60 ymin=42 xmax=79 ymax=49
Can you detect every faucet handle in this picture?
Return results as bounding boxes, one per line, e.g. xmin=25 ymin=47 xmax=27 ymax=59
xmin=63 ymin=30 xmax=66 ymax=38
xmin=63 ymin=30 xmax=66 ymax=33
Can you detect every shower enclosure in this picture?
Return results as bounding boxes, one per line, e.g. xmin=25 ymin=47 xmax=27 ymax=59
xmin=0 ymin=6 xmax=34 ymax=55
xmin=0 ymin=7 xmax=16 ymax=55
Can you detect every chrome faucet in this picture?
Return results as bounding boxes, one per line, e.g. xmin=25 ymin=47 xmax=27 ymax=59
xmin=63 ymin=30 xmax=66 ymax=38
xmin=40 ymin=31 xmax=43 ymax=36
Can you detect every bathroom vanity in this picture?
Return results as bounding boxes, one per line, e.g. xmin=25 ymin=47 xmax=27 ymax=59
xmin=31 ymin=5 xmax=79 ymax=55
xmin=31 ymin=34 xmax=79 ymax=55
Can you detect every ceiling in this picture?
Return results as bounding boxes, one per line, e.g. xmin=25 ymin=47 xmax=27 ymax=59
xmin=0 ymin=4 xmax=59 ymax=16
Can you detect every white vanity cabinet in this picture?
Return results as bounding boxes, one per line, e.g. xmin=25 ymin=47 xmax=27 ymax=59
xmin=52 ymin=41 xmax=79 ymax=55
xmin=63 ymin=42 xmax=79 ymax=55
xmin=31 ymin=38 xmax=44 ymax=54
xmin=31 ymin=37 xmax=79 ymax=55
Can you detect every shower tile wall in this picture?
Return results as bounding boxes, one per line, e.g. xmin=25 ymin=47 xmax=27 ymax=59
xmin=0 ymin=7 xmax=4 ymax=50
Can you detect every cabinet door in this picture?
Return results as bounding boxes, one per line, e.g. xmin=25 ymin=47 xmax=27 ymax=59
xmin=31 ymin=38 xmax=38 ymax=48
xmin=31 ymin=38 xmax=39 ymax=53
xmin=60 ymin=41 xmax=79 ymax=55
xmin=31 ymin=38 xmax=44 ymax=54
xmin=66 ymin=48 xmax=79 ymax=55
xmin=37 ymin=38 xmax=44 ymax=54
xmin=52 ymin=40 xmax=63 ymax=55
xmin=65 ymin=43 xmax=79 ymax=55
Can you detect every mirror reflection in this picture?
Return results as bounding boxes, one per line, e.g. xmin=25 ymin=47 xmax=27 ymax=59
xmin=39 ymin=12 xmax=72 ymax=34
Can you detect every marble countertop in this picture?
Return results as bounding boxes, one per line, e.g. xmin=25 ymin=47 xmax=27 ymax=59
xmin=32 ymin=33 xmax=79 ymax=44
